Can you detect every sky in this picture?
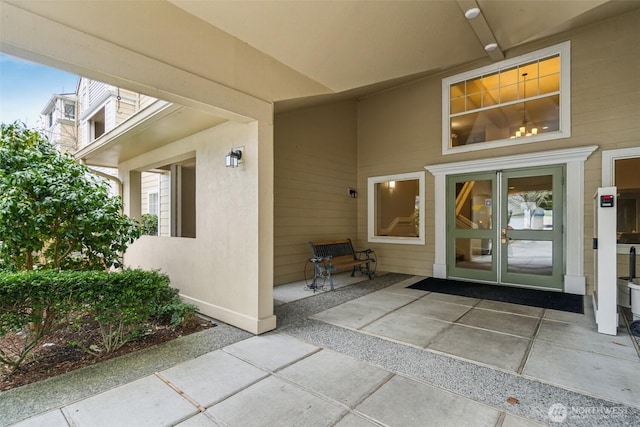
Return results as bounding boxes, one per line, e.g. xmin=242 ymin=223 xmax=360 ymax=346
xmin=0 ymin=53 xmax=80 ymax=128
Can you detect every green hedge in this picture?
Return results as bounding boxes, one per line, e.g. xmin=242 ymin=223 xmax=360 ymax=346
xmin=0 ymin=269 xmax=196 ymax=370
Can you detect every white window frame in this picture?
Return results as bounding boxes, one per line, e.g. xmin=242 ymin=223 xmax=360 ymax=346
xmin=602 ymin=147 xmax=640 ymax=254
xmin=368 ymin=171 xmax=425 ymax=245
xmin=63 ymin=102 xmax=75 ymax=120
xmin=148 ymin=191 xmax=159 ymax=217
xmin=442 ymin=41 xmax=571 ymax=155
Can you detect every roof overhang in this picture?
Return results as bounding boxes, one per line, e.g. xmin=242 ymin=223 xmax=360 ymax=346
xmin=74 ymin=99 xmax=227 ymax=168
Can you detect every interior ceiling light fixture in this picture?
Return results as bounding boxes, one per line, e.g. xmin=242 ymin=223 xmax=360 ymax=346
xmin=465 ymin=7 xmax=481 ymax=19
xmin=511 ymin=72 xmax=538 ymax=139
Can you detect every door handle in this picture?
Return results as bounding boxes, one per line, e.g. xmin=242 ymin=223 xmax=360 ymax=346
xmin=501 ymin=228 xmax=507 ymax=244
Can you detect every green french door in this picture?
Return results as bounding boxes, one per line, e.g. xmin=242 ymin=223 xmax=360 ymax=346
xmin=446 ymin=166 xmax=565 ymax=290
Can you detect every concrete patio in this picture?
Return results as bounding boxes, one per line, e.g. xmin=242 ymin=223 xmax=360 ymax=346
xmin=2 ymin=273 xmax=639 ymax=426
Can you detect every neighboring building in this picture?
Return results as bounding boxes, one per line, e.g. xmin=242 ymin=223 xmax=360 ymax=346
xmin=75 ymin=78 xmax=157 ymax=151
xmin=39 ymin=92 xmax=77 ymax=154
xmin=5 ymin=1 xmax=639 ymax=335
xmin=75 ymin=77 xmax=162 ymax=219
xmin=39 ymin=79 xmax=164 ymax=203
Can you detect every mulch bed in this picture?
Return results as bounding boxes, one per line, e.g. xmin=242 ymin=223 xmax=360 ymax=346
xmin=1 ymin=314 xmax=211 ymax=392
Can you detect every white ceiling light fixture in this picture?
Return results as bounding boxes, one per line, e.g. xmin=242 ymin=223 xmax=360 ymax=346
xmin=484 ymin=42 xmax=498 ymax=52
xmin=457 ymin=0 xmax=504 ymax=61
xmin=465 ymin=7 xmax=481 ymax=19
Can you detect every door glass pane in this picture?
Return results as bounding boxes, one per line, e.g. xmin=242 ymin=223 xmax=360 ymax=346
xmin=506 ymin=175 xmax=552 ymax=230
xmin=615 ymin=157 xmax=640 ymax=243
xmin=455 ymin=238 xmax=492 ymax=271
xmin=455 ymin=180 xmax=492 ymax=229
xmin=507 ymin=240 xmax=552 ymax=276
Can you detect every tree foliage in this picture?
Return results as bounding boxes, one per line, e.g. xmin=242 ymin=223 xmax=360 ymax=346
xmin=0 ymin=122 xmax=141 ymax=271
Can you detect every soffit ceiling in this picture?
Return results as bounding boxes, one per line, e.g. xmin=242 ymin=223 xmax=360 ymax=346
xmin=169 ymin=0 xmax=639 ymax=107
xmin=4 ymin=0 xmax=639 ymax=167
xmin=74 ymin=102 xmax=226 ymax=168
xmin=8 ymin=0 xmax=639 ymax=108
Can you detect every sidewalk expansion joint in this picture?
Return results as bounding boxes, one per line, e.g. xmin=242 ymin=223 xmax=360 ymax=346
xmin=154 ymin=372 xmax=206 ymax=413
xmin=517 ymin=311 xmax=545 ymax=375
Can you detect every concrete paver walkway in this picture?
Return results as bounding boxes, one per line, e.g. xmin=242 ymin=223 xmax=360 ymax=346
xmin=10 ymin=333 xmax=535 ymax=427
xmin=308 ymin=276 xmax=640 ymax=408
xmin=2 ymin=273 xmax=639 ymax=427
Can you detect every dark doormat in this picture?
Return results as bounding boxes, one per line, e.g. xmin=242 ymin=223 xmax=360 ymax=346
xmin=408 ymin=277 xmax=584 ymax=314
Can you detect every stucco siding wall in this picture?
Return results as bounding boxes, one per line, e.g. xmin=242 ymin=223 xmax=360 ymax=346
xmin=355 ymin=9 xmax=640 ymax=291
xmin=124 ymin=120 xmax=275 ymax=334
xmin=273 ymin=100 xmax=358 ymax=285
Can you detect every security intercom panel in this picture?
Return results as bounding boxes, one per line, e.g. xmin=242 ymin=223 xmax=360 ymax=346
xmin=599 ymin=194 xmax=615 ymax=208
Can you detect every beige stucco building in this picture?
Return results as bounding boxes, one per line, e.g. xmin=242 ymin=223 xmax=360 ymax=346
xmin=2 ymin=1 xmax=638 ymax=335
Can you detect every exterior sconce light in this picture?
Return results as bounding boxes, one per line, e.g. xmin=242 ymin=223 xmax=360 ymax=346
xmin=225 ymin=149 xmax=242 ymax=168
xmin=389 ymin=180 xmax=396 ymax=189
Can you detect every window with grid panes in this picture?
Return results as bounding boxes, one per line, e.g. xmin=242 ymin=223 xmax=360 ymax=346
xmin=442 ymin=42 xmax=570 ymax=154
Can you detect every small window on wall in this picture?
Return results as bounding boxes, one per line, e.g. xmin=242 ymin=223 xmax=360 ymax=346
xmin=90 ymin=107 xmax=105 ymax=140
xmin=64 ymin=102 xmax=75 ymax=120
xmin=442 ymin=41 xmax=570 ymax=154
xmin=148 ymin=192 xmax=159 ymax=217
xmin=615 ymin=157 xmax=640 ymax=244
xmin=368 ymin=172 xmax=425 ymax=245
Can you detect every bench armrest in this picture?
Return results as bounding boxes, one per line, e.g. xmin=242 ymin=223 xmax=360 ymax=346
xmin=310 ymin=256 xmax=337 ymax=272
xmin=354 ymin=249 xmax=374 ymax=260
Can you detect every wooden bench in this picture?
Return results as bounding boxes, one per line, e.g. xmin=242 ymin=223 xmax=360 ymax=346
xmin=307 ymin=239 xmax=376 ymax=291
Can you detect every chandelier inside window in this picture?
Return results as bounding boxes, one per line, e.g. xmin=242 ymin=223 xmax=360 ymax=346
xmin=511 ymin=72 xmax=538 ymax=138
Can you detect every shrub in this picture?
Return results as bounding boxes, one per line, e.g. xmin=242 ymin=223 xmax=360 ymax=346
xmin=0 ymin=269 xmax=196 ymax=370
xmin=0 ymin=271 xmax=84 ymax=369
xmin=153 ymin=285 xmax=198 ymax=327
xmin=140 ymin=214 xmax=159 ymax=236
xmin=83 ymin=270 xmax=168 ymax=353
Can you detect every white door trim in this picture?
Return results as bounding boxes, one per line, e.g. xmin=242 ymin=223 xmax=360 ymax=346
xmin=425 ymin=145 xmax=598 ymax=294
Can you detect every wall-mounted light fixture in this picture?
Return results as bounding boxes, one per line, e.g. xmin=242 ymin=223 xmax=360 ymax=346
xmin=389 ymin=180 xmax=396 ymax=189
xmin=225 ymin=149 xmax=242 ymax=168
